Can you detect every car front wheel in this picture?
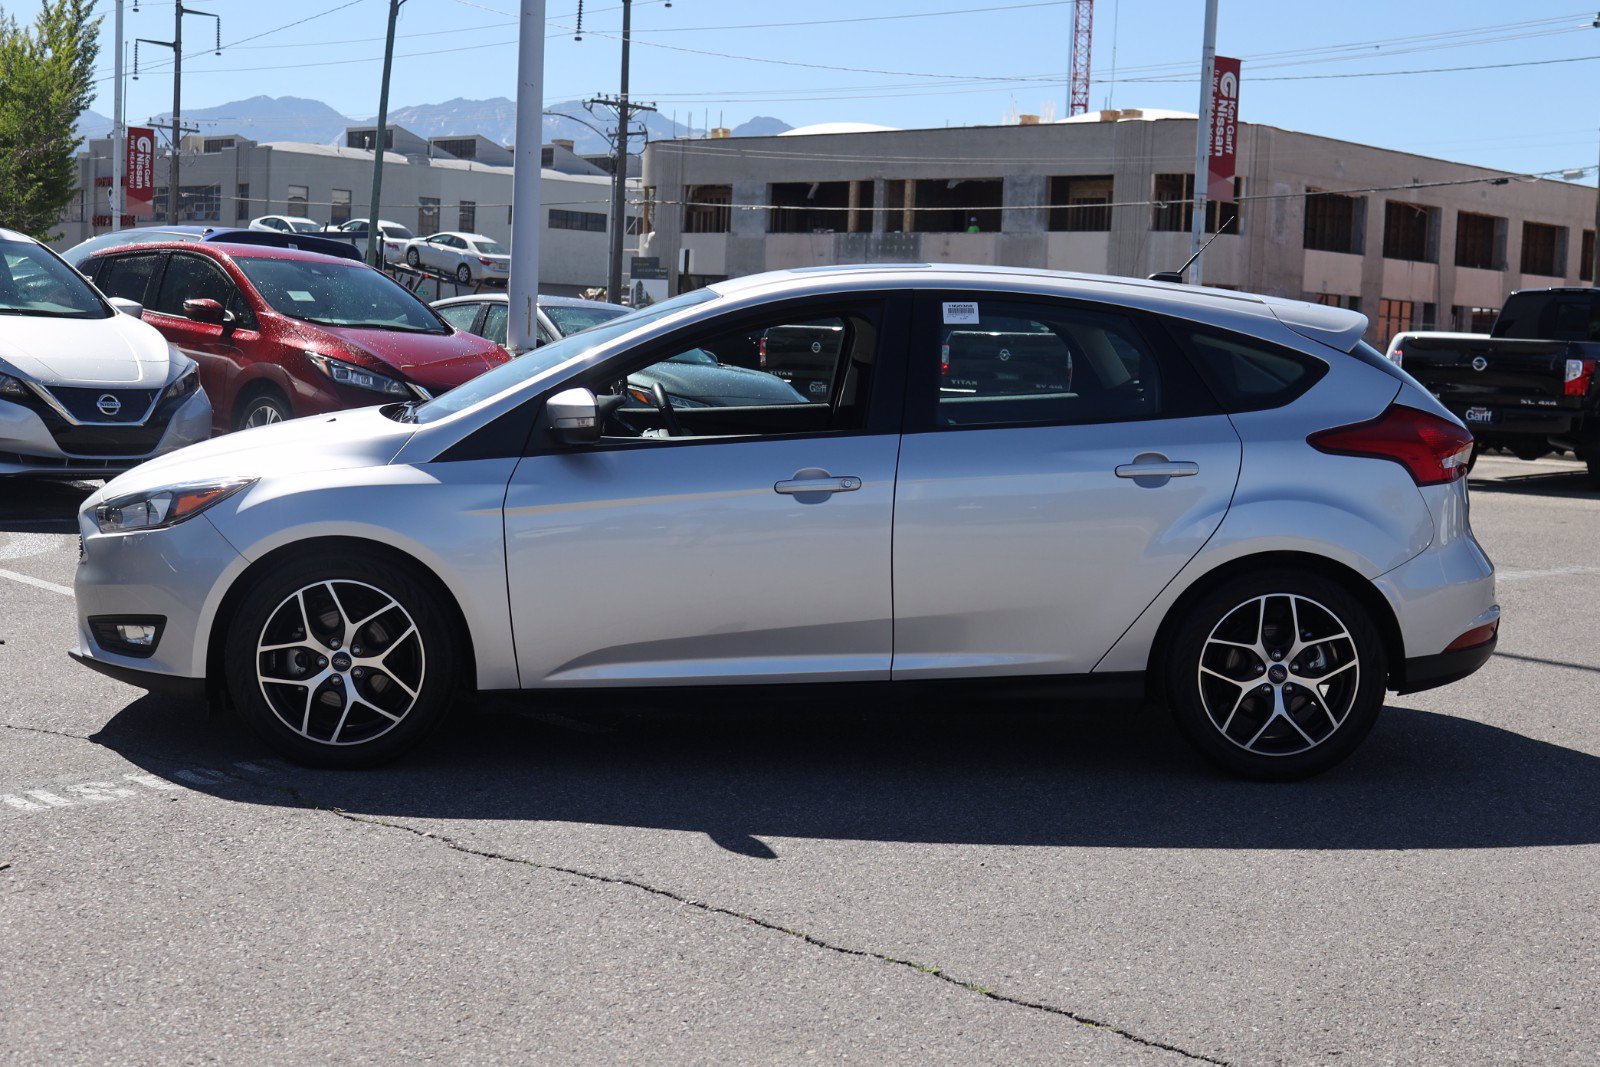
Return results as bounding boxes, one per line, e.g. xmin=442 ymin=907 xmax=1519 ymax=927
xmin=223 ymin=553 xmax=463 ymax=768
xmin=1165 ymin=569 xmax=1387 ymax=780
xmin=455 ymin=263 xmax=472 ymax=284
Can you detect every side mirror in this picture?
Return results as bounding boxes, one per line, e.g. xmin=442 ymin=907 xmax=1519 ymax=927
xmin=183 ymin=297 xmax=226 ymax=324
xmin=108 ymin=297 xmax=144 ymax=318
xmin=544 ymin=386 xmax=600 ymax=444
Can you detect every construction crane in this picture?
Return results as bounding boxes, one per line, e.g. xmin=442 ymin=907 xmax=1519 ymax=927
xmin=1069 ymin=0 xmax=1093 ymax=116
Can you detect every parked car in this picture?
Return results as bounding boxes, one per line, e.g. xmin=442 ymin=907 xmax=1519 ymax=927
xmin=81 ymin=241 xmax=508 ymax=432
xmin=250 ymin=215 xmax=323 ymax=234
xmin=1394 ymin=288 xmax=1600 ymax=483
xmin=62 ymin=226 xmax=363 ymax=270
xmin=0 ymin=227 xmax=210 ymax=476
xmin=433 ymin=292 xmax=805 ymax=407
xmin=324 ymin=218 xmax=414 ymax=266
xmin=71 ymin=266 xmax=1498 ymax=779
xmin=1382 ymin=330 xmax=1487 ymax=368
xmin=401 ymin=232 xmax=510 ymax=285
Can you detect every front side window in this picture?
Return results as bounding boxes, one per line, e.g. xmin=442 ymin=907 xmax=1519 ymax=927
xmin=237 ymin=257 xmax=445 ymax=333
xmin=0 ymin=238 xmax=109 ymax=319
xmin=482 ymin=303 xmax=509 ymax=346
xmin=926 ymin=299 xmax=1160 ymax=428
xmin=151 ymin=254 xmax=235 ymax=319
xmin=543 ymin=303 xmax=628 ymax=337
xmin=435 ymin=301 xmax=481 ymax=333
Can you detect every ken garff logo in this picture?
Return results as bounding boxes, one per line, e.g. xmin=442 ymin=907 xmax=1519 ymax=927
xmin=96 ymin=393 xmax=122 ymax=417
xmin=1471 ymin=356 xmax=1489 ymax=372
xmin=1218 ymin=71 xmax=1239 ymax=99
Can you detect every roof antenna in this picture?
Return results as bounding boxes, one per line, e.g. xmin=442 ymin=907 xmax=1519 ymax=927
xmin=1148 ymin=211 xmax=1235 ymax=284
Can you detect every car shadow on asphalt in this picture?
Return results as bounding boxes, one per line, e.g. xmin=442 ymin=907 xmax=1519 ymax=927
xmin=91 ymin=689 xmax=1600 ymax=855
xmin=1468 ymin=467 xmax=1598 ymax=501
xmin=0 ymin=480 xmax=97 ymax=533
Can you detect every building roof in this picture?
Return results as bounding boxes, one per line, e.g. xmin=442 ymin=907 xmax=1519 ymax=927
xmin=778 ymin=122 xmax=901 ymax=137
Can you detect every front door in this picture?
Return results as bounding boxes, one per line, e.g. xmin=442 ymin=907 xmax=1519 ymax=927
xmin=891 ymin=291 xmax=1243 ymax=678
xmin=504 ymin=294 xmax=908 ymax=686
xmin=141 ymin=251 xmax=260 ymax=431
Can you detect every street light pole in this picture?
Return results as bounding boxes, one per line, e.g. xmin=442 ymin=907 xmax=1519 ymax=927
xmin=365 ymin=0 xmax=404 ymax=267
xmin=1189 ymin=0 xmax=1219 ymax=286
xmin=507 ymin=0 xmax=547 ymax=353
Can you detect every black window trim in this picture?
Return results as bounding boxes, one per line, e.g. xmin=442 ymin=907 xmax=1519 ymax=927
xmin=145 ymin=249 xmax=243 ymax=325
xmin=900 ymin=289 xmax=1222 ymax=435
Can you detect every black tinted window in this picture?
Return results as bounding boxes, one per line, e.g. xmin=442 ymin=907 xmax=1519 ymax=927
xmin=928 ymin=300 xmax=1161 ymax=428
xmin=152 ymin=254 xmax=234 ymax=317
xmin=96 ymin=253 xmax=163 ymax=305
xmin=1178 ymin=326 xmax=1326 ymax=412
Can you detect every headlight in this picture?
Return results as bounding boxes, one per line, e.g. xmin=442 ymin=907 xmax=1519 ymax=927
xmin=0 ymin=372 xmax=30 ymax=399
xmin=305 ymin=352 xmax=412 ymax=397
xmin=93 ymin=478 xmax=255 ymax=534
xmin=160 ymin=362 xmax=200 ymax=403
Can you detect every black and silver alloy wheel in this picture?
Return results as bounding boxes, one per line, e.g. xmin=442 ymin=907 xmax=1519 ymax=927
xmin=1197 ymin=593 xmax=1359 ymax=757
xmin=1167 ymin=569 xmax=1386 ymax=780
xmin=255 ymin=580 xmax=425 ymax=747
xmin=225 ymin=554 xmax=460 ymax=767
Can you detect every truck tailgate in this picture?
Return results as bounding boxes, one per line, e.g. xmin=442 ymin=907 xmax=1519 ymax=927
xmin=1400 ymin=337 xmax=1584 ymax=413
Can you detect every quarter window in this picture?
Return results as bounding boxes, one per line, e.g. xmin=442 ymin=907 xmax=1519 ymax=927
xmin=1174 ymin=325 xmax=1326 ymax=412
xmin=927 ymin=300 xmax=1162 ymax=428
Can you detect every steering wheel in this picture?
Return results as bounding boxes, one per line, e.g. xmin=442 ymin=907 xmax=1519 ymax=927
xmin=651 ymin=382 xmax=685 ymax=437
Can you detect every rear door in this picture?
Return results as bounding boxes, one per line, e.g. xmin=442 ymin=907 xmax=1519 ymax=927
xmin=891 ymin=291 xmax=1242 ymax=678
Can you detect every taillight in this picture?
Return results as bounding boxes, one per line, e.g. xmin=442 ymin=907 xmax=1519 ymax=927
xmin=758 ymin=336 xmax=768 ymax=367
xmin=1308 ymin=403 xmax=1474 ymax=486
xmin=940 ymin=342 xmax=950 ymax=377
xmin=479 ymin=257 xmax=495 ymax=267
xmin=1389 ymin=347 xmax=1403 ymax=367
xmin=1564 ymin=358 xmax=1596 ymax=398
xmin=1444 ymin=620 xmax=1498 ymax=651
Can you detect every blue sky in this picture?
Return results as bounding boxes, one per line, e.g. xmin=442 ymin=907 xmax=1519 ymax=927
xmin=56 ymin=0 xmax=1600 ymax=180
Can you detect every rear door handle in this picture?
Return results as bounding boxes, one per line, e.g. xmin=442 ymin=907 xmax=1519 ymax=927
xmin=775 ymin=475 xmax=862 ymax=495
xmin=1115 ymin=456 xmax=1200 ymax=479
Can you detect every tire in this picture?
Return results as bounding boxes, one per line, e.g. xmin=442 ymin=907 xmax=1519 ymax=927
xmin=1165 ymin=569 xmax=1388 ymax=780
xmin=233 ymin=388 xmax=291 ymax=432
xmin=405 ymin=247 xmax=421 ymax=268
xmin=455 ymin=263 xmax=473 ymax=285
xmin=1510 ymin=442 xmax=1550 ymax=462
xmin=223 ymin=551 xmax=463 ymax=768
xmin=1586 ymin=457 xmax=1600 ymax=491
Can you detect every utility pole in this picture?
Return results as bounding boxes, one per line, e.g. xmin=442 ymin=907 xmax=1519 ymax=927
xmin=587 ymin=0 xmax=657 ymax=303
xmin=1189 ymin=0 xmax=1219 ymax=285
xmin=111 ymin=0 xmax=124 ymax=231
xmin=136 ymin=4 xmax=218 ymax=224
xmin=366 ymin=0 xmax=405 ymax=267
xmin=1592 ymin=129 xmax=1600 ymax=286
xmin=507 ymin=0 xmax=547 ymax=353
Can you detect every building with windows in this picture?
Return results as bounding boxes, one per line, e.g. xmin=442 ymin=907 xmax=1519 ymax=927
xmin=639 ymin=110 xmax=1597 ymax=343
xmin=62 ymin=127 xmax=642 ymax=296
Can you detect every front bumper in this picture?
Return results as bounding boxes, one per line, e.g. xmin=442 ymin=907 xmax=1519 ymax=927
xmin=0 ymin=389 xmax=212 ymax=477
xmin=73 ymin=507 xmax=246 ymax=681
xmin=67 ymin=650 xmax=208 ymax=701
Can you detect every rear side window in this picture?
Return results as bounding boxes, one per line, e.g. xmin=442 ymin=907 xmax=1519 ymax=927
xmin=1176 ymin=325 xmax=1327 ymax=412
xmin=96 ymin=253 xmax=163 ymax=305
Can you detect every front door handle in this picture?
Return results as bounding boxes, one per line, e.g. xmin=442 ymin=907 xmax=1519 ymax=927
xmin=775 ymin=474 xmax=863 ymax=495
xmin=1115 ymin=454 xmax=1200 ymax=480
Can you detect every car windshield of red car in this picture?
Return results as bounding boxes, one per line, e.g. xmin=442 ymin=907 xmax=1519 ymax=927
xmin=237 ymin=257 xmax=445 ymax=333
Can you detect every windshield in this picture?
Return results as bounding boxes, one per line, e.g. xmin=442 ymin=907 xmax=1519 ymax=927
xmin=544 ymin=303 xmax=629 ymax=337
xmin=0 ymin=238 xmax=110 ymax=319
xmin=238 ymin=256 xmax=446 ymax=333
xmin=410 ymin=288 xmax=718 ymax=423
xmin=473 ymin=240 xmax=508 ymax=256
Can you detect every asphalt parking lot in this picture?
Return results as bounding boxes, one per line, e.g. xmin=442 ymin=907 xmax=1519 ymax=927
xmin=1 ymin=453 xmax=1596 ymax=1064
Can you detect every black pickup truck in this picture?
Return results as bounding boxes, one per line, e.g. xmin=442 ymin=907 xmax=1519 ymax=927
xmin=1397 ymin=288 xmax=1600 ymax=485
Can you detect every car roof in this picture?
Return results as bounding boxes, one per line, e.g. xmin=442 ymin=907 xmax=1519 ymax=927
xmin=89 ymin=239 xmax=364 ymax=267
xmin=0 ymin=227 xmax=39 ymax=243
xmin=708 ymin=264 xmax=1370 ymax=352
xmin=432 ymin=293 xmax=627 ymax=312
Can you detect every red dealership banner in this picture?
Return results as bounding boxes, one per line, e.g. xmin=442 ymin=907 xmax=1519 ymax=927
xmin=126 ymin=126 xmax=156 ymax=218
xmin=1207 ymin=57 xmax=1241 ymax=203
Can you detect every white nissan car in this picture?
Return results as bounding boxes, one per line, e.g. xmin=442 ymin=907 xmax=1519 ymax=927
xmin=0 ymin=228 xmax=211 ymax=477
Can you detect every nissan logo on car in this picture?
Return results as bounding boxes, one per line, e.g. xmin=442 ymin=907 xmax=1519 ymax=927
xmin=96 ymin=394 xmax=122 ymax=417
xmin=1471 ymin=356 xmax=1489 ymax=372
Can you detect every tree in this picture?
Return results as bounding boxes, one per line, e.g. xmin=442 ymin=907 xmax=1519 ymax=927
xmin=0 ymin=0 xmax=102 ymax=240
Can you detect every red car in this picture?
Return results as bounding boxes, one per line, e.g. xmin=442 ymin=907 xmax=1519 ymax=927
xmin=84 ymin=242 xmax=509 ymax=430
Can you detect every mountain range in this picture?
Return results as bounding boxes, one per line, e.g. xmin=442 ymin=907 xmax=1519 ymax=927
xmin=76 ymin=95 xmax=792 ymax=154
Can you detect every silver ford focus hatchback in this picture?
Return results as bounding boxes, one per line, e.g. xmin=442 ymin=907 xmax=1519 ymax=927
xmin=71 ymin=266 xmax=1498 ymax=778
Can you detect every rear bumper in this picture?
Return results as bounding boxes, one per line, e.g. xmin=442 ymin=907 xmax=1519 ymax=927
xmin=1443 ymin=403 xmax=1584 ymax=440
xmin=1394 ymin=634 xmax=1497 ymax=696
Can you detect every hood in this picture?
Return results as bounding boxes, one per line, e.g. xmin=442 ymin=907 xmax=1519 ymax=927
xmin=0 ymin=311 xmax=174 ymax=386
xmin=634 ymin=362 xmax=809 ymax=406
xmin=316 ymin=325 xmax=511 ymax=393
xmin=88 ymin=405 xmax=413 ymax=508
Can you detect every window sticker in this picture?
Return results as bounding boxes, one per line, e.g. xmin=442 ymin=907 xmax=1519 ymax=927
xmin=287 ymin=290 xmax=315 ymax=302
xmin=943 ymin=301 xmax=979 ymax=325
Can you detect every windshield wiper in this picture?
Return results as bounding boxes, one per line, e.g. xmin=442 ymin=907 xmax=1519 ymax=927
xmin=296 ymin=315 xmax=431 ymax=333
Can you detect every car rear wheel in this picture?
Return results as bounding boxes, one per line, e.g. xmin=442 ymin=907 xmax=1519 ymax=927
xmin=234 ymin=389 xmax=291 ymax=431
xmin=223 ymin=553 xmax=462 ymax=768
xmin=455 ymin=263 xmax=472 ymax=284
xmin=1165 ymin=569 xmax=1387 ymax=780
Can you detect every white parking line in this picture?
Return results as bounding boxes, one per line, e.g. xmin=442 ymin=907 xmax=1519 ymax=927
xmin=1496 ymin=565 xmax=1600 ymax=583
xmin=1 ymin=763 xmax=283 ymax=814
xmin=0 ymin=567 xmax=72 ymax=597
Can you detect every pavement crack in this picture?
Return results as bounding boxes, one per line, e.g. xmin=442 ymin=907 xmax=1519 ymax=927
xmin=325 ymin=807 xmax=1229 ymax=1065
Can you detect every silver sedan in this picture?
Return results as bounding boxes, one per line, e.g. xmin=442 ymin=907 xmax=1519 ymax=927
xmin=70 ymin=266 xmax=1497 ymax=778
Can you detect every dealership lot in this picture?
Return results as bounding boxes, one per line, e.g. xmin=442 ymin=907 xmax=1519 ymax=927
xmin=1 ymin=454 xmax=1596 ymax=1063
